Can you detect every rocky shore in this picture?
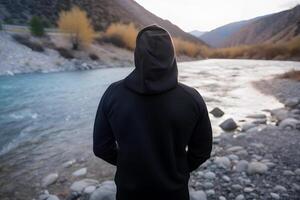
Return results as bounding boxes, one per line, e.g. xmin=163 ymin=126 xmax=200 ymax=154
xmin=31 ymin=75 xmax=300 ymax=200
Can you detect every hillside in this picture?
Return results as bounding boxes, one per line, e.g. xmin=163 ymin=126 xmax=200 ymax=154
xmin=222 ymin=5 xmax=300 ymax=47
xmin=199 ymin=19 xmax=255 ymax=47
xmin=0 ymin=0 xmax=206 ymax=45
xmin=189 ymin=30 xmax=207 ymax=37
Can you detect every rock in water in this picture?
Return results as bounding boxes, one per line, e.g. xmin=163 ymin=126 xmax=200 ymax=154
xmin=190 ymin=190 xmax=207 ymax=200
xmin=41 ymin=173 xmax=59 ymax=187
xmin=246 ymin=114 xmax=266 ymax=119
xmin=279 ymin=118 xmax=300 ymax=130
xmin=210 ymin=107 xmax=224 ymax=117
xmin=70 ymin=179 xmax=99 ymax=193
xmin=62 ymin=159 xmax=76 ymax=168
xmin=247 ymin=162 xmax=268 ymax=174
xmin=72 ymin=168 xmax=87 ymax=177
xmin=219 ymin=118 xmax=238 ymax=131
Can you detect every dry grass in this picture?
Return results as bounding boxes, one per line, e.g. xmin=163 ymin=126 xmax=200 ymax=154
xmin=173 ymin=38 xmax=206 ymax=57
xmin=104 ymin=23 xmax=138 ymax=50
xmin=278 ymin=70 xmax=300 ymax=81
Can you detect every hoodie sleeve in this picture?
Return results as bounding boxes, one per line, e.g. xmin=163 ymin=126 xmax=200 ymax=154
xmin=93 ymin=88 xmax=117 ymax=166
xmin=187 ymin=97 xmax=212 ymax=172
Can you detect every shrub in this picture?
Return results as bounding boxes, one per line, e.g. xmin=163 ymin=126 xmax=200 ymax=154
xmin=173 ymin=37 xmax=204 ymax=57
xmin=55 ymin=47 xmax=74 ymax=59
xmin=104 ymin=23 xmax=138 ymax=50
xmin=12 ymin=34 xmax=44 ymax=52
xmin=29 ymin=16 xmax=45 ymax=37
xmin=57 ymin=6 xmax=95 ymax=50
xmin=89 ymin=53 xmax=99 ymax=60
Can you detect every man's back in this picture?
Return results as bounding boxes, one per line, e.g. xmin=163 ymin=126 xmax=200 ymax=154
xmin=93 ymin=25 xmax=212 ymax=200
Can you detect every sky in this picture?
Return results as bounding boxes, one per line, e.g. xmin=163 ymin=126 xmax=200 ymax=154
xmin=135 ymin=0 xmax=300 ymax=32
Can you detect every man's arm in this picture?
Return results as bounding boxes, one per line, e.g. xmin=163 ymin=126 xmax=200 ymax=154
xmin=187 ymin=100 xmax=212 ymax=172
xmin=93 ymin=90 xmax=117 ymax=165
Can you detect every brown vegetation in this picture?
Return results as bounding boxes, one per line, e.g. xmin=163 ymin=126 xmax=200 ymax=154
xmin=57 ymin=6 xmax=95 ymax=50
xmin=278 ymin=70 xmax=300 ymax=81
xmin=173 ymin=38 xmax=206 ymax=58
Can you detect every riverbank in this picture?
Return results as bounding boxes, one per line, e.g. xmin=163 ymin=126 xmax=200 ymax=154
xmin=29 ymin=70 xmax=300 ymax=200
xmin=0 ymin=32 xmax=198 ymax=76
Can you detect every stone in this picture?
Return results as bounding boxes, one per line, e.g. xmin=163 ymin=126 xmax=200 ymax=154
xmin=72 ymin=168 xmax=87 ymax=177
xmin=47 ymin=195 xmax=60 ymax=200
xmin=246 ymin=114 xmax=267 ymax=119
xmin=232 ymin=184 xmax=243 ymax=190
xmin=284 ymin=98 xmax=299 ymax=108
xmin=279 ymin=118 xmax=300 ymax=130
xmin=273 ymin=185 xmax=287 ymax=192
xmin=252 ymin=118 xmax=267 ymax=124
xmin=295 ymin=168 xmax=300 ymax=175
xmin=70 ymin=179 xmax=99 ymax=193
xmin=219 ymin=196 xmax=226 ymax=200
xmin=89 ymin=187 xmax=116 ymax=200
xmin=99 ymin=180 xmax=116 ymax=191
xmin=210 ymin=107 xmax=224 ymax=117
xmin=270 ymin=192 xmax=280 ymax=199
xmin=222 ymin=175 xmax=230 ymax=182
xmin=241 ymin=123 xmax=257 ymax=132
xmin=203 ymin=182 xmax=214 ymax=189
xmin=235 ymin=160 xmax=249 ymax=172
xmin=84 ymin=185 xmax=96 ymax=194
xmin=244 ymin=187 xmax=254 ymax=193
xmin=219 ymin=118 xmax=238 ymax=131
xmin=247 ymin=162 xmax=268 ymax=174
xmin=228 ymin=154 xmax=239 ymax=160
xmin=205 ymin=189 xmax=215 ymax=196
xmin=270 ymin=108 xmax=289 ymax=122
xmin=62 ymin=159 xmax=76 ymax=168
xmin=235 ymin=194 xmax=245 ymax=200
xmin=283 ymin=170 xmax=294 ymax=176
xmin=190 ymin=190 xmax=207 ymax=200
xmin=41 ymin=173 xmax=59 ymax=187
xmin=204 ymin=172 xmax=216 ymax=180
xmin=226 ymin=146 xmax=244 ymax=152
xmin=214 ymin=157 xmax=231 ymax=169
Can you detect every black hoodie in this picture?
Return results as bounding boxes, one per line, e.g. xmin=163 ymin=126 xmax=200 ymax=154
xmin=93 ymin=25 xmax=212 ymax=200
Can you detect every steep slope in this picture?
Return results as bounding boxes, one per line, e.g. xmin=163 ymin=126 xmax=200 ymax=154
xmin=222 ymin=5 xmax=300 ymax=47
xmin=199 ymin=18 xmax=260 ymax=47
xmin=0 ymin=0 xmax=206 ymax=45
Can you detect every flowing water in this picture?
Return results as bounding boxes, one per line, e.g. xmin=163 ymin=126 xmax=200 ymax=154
xmin=0 ymin=59 xmax=299 ymax=199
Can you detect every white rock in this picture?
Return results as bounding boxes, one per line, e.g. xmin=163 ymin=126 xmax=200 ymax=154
xmin=72 ymin=168 xmax=87 ymax=177
xmin=99 ymin=180 xmax=117 ymax=191
xmin=62 ymin=159 xmax=76 ymax=168
xmin=228 ymin=154 xmax=239 ymax=160
xmin=204 ymin=172 xmax=216 ymax=180
xmin=70 ymin=179 xmax=99 ymax=193
xmin=244 ymin=187 xmax=254 ymax=193
xmin=190 ymin=190 xmax=207 ymax=200
xmin=235 ymin=194 xmax=245 ymax=200
xmin=235 ymin=160 xmax=249 ymax=172
xmin=41 ymin=173 xmax=58 ymax=187
xmin=232 ymin=184 xmax=243 ymax=190
xmin=247 ymin=162 xmax=268 ymax=174
xmin=214 ymin=157 xmax=231 ymax=169
xmin=89 ymin=182 xmax=117 ymax=200
xmin=270 ymin=192 xmax=280 ymax=199
xmin=219 ymin=196 xmax=226 ymax=200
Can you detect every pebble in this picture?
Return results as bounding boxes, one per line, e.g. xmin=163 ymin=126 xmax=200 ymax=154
xmin=190 ymin=190 xmax=207 ymax=200
xmin=210 ymin=107 xmax=225 ymax=117
xmin=41 ymin=173 xmax=59 ymax=187
xmin=222 ymin=175 xmax=230 ymax=182
xmin=295 ymin=168 xmax=300 ymax=175
xmin=214 ymin=156 xmax=231 ymax=169
xmin=72 ymin=168 xmax=87 ymax=177
xmin=274 ymin=185 xmax=287 ymax=192
xmin=62 ymin=159 xmax=76 ymax=168
xmin=219 ymin=196 xmax=226 ymax=200
xmin=204 ymin=172 xmax=216 ymax=180
xmin=83 ymin=185 xmax=96 ymax=194
xmin=232 ymin=184 xmax=243 ymax=190
xmin=246 ymin=114 xmax=267 ymax=119
xmin=235 ymin=160 xmax=249 ymax=172
xmin=283 ymin=170 xmax=295 ymax=176
xmin=203 ymin=182 xmax=214 ymax=189
xmin=47 ymin=195 xmax=60 ymax=200
xmin=270 ymin=192 xmax=280 ymax=199
xmin=205 ymin=189 xmax=215 ymax=196
xmin=228 ymin=154 xmax=239 ymax=160
xmin=235 ymin=194 xmax=245 ymax=200
xmin=279 ymin=118 xmax=300 ymax=130
xmin=241 ymin=123 xmax=257 ymax=132
xmin=226 ymin=146 xmax=244 ymax=152
xmin=70 ymin=179 xmax=99 ymax=193
xmin=244 ymin=187 xmax=254 ymax=193
xmin=247 ymin=162 xmax=268 ymax=174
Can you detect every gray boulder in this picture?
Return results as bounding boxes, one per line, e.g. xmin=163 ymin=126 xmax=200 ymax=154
xmin=284 ymin=98 xmax=299 ymax=108
xmin=89 ymin=181 xmax=116 ymax=200
xmin=235 ymin=160 xmax=249 ymax=172
xmin=219 ymin=118 xmax=237 ymax=131
xmin=241 ymin=123 xmax=257 ymax=132
xmin=47 ymin=195 xmax=60 ymax=200
xmin=246 ymin=114 xmax=266 ymax=119
xmin=270 ymin=108 xmax=289 ymax=122
xmin=210 ymin=107 xmax=224 ymax=118
xmin=214 ymin=156 xmax=231 ymax=169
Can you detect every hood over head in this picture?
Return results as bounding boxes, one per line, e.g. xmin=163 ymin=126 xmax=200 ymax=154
xmin=124 ymin=25 xmax=178 ymax=95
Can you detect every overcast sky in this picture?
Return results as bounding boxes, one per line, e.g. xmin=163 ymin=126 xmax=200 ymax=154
xmin=135 ymin=0 xmax=300 ymax=32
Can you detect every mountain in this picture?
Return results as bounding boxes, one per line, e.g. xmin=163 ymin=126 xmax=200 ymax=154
xmin=0 ymin=0 xmax=206 ymax=45
xmin=222 ymin=5 xmax=300 ymax=47
xmin=189 ymin=30 xmax=207 ymax=37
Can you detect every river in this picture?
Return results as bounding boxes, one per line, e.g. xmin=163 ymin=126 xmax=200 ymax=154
xmin=0 ymin=59 xmax=299 ymax=199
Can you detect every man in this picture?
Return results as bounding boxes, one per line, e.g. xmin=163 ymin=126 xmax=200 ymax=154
xmin=93 ymin=25 xmax=212 ymax=200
